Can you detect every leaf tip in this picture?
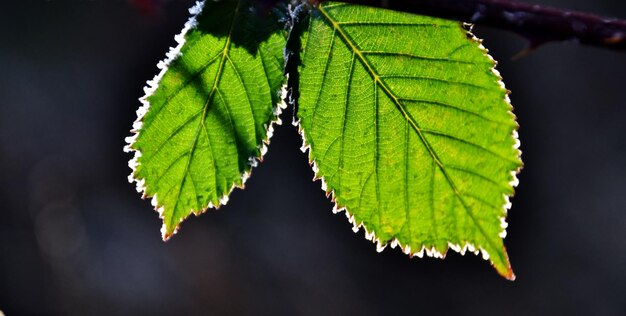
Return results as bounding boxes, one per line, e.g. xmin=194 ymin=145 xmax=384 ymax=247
xmin=506 ymin=270 xmax=517 ymax=281
xmin=161 ymin=222 xmax=175 ymax=241
xmin=499 ymin=262 xmax=516 ymax=281
xmin=489 ymin=245 xmax=516 ymax=281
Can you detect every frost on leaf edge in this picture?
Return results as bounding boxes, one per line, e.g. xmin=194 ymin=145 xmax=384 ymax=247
xmin=124 ymin=0 xmax=287 ymax=241
xmin=295 ymin=18 xmax=522 ymax=280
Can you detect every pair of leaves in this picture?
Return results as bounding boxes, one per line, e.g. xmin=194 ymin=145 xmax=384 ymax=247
xmin=125 ymin=0 xmax=522 ymax=279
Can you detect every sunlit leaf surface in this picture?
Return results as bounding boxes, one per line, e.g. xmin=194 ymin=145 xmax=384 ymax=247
xmin=297 ymin=2 xmax=522 ymax=279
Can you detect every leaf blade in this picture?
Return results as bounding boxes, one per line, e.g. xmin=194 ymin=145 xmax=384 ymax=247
xmin=298 ymin=3 xmax=522 ymax=279
xmin=125 ymin=0 xmax=286 ymax=239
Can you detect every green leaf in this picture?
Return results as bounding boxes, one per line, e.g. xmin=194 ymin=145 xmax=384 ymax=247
xmin=297 ymin=3 xmax=522 ymax=279
xmin=125 ymin=0 xmax=286 ymax=239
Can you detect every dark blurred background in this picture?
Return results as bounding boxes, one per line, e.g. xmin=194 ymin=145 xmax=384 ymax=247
xmin=1 ymin=0 xmax=625 ymax=315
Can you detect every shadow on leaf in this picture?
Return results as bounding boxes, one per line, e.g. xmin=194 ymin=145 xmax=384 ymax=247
xmin=195 ymin=0 xmax=285 ymax=56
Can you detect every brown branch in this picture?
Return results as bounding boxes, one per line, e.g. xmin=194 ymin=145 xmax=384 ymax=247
xmin=318 ymin=0 xmax=626 ymax=52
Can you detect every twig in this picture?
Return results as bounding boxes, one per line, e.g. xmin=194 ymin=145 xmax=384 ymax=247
xmin=318 ymin=0 xmax=626 ymax=52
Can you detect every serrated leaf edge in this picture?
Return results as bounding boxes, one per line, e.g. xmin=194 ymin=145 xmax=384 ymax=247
xmin=124 ymin=0 xmax=288 ymax=240
xmin=295 ymin=17 xmax=522 ymax=280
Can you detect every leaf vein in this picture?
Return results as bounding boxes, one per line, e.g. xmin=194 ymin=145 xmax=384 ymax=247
xmin=380 ymin=74 xmax=498 ymax=92
xmin=226 ymin=55 xmax=258 ymax=145
xmin=141 ymin=109 xmax=203 ymax=165
xmin=339 ymin=51 xmax=356 ymax=189
xmin=337 ymin=21 xmax=452 ymax=28
xmin=446 ymin=164 xmax=512 ymax=192
xmin=399 ymin=97 xmax=511 ymax=127
xmin=420 ymin=129 xmax=519 ymax=164
xmin=310 ymin=28 xmax=337 ymax=138
xmin=142 ymin=51 xmax=223 ymax=132
xmin=361 ymin=50 xmax=478 ymax=65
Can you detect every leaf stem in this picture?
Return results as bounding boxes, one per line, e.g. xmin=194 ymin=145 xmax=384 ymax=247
xmin=317 ymin=0 xmax=626 ymax=52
